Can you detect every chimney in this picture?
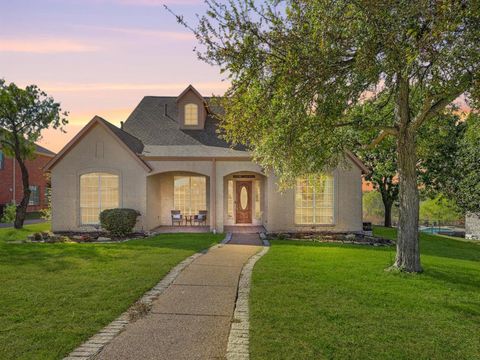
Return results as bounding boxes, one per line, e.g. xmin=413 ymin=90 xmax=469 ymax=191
xmin=120 ymin=121 xmax=124 ymax=129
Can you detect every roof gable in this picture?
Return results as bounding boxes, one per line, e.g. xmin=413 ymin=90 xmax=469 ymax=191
xmin=176 ymin=84 xmax=206 ymax=104
xmin=35 ymin=144 xmax=56 ymax=157
xmin=44 ymin=116 xmax=151 ymax=172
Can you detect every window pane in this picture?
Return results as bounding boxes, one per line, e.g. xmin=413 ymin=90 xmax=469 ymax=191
xmin=80 ymin=172 xmax=119 ymax=225
xmin=184 ymin=103 xmax=198 ymax=125
xmin=100 ymin=174 xmax=119 ymax=210
xmin=190 ymin=176 xmax=206 ymax=215
xmin=28 ymin=185 xmax=40 ymax=205
xmin=174 ymin=176 xmax=206 ymax=216
xmin=254 ymin=180 xmax=261 ymax=220
xmin=227 ymin=180 xmax=234 ymax=218
xmin=295 ymin=174 xmax=334 ymax=224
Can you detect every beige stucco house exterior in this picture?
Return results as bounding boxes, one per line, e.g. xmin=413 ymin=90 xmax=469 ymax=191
xmin=45 ymin=85 xmax=367 ymax=234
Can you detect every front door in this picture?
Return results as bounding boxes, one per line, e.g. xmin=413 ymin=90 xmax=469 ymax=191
xmin=235 ymin=181 xmax=252 ymax=224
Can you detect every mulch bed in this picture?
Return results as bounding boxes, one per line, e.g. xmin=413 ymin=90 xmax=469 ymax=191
xmin=54 ymin=231 xmax=148 ymax=242
xmin=19 ymin=231 xmax=149 ymax=244
xmin=267 ymin=232 xmax=394 ymax=246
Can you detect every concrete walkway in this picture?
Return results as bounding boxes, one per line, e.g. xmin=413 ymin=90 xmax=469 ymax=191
xmin=97 ymin=237 xmax=261 ymax=360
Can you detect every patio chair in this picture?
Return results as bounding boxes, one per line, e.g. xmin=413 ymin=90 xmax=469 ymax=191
xmin=194 ymin=210 xmax=208 ymax=226
xmin=171 ymin=210 xmax=183 ymax=226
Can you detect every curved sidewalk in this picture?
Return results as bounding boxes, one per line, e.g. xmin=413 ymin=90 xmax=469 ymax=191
xmin=96 ymin=239 xmax=261 ymax=359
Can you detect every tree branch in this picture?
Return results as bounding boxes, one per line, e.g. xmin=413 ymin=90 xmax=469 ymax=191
xmin=366 ymin=127 xmax=398 ymax=149
xmin=410 ymin=72 xmax=473 ymax=132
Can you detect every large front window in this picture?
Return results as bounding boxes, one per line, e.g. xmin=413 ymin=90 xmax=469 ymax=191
xmin=174 ymin=176 xmax=206 ymax=216
xmin=295 ymin=174 xmax=334 ymax=224
xmin=80 ymin=172 xmax=119 ymax=224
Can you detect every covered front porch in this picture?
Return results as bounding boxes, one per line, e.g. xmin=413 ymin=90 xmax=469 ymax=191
xmin=145 ymin=168 xmax=266 ymax=232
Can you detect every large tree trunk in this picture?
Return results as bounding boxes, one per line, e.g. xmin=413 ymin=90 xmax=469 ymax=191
xmin=394 ymin=129 xmax=422 ymax=272
xmin=14 ymin=157 xmax=30 ymax=229
xmin=392 ymin=74 xmax=422 ymax=272
xmin=378 ymin=183 xmax=393 ymax=228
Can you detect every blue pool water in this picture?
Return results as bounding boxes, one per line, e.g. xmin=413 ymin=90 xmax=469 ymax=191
xmin=420 ymin=227 xmax=455 ymax=235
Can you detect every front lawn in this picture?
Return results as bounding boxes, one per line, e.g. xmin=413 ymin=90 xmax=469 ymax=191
xmin=250 ymin=227 xmax=480 ymax=359
xmin=0 ymin=222 xmax=50 ymax=242
xmin=0 ymin=224 xmax=222 ymax=359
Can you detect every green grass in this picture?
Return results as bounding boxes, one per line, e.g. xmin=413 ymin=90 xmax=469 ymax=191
xmin=0 ymin=222 xmax=51 ymax=242
xmin=250 ymin=227 xmax=480 ymax=359
xmin=0 ymin=224 xmax=222 ymax=359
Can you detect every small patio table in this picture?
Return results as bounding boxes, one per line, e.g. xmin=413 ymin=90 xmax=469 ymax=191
xmin=184 ymin=215 xmax=194 ymax=226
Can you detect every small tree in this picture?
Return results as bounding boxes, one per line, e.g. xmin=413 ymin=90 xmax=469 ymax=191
xmin=353 ymin=94 xmax=462 ymax=228
xmin=174 ymin=0 xmax=480 ymax=272
xmin=0 ymin=80 xmax=67 ymax=228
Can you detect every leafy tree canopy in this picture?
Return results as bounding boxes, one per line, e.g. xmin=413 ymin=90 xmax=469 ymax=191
xmin=0 ymin=80 xmax=67 ymax=155
xmin=0 ymin=80 xmax=68 ymax=228
xmin=183 ymin=1 xmax=479 ymax=185
xmin=175 ymin=0 xmax=480 ymax=272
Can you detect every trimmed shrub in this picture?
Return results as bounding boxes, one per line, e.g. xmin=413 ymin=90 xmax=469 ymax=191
xmin=99 ymin=208 xmax=140 ymax=237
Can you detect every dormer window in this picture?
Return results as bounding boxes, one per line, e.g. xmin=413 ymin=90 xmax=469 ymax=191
xmin=184 ymin=103 xmax=198 ymax=125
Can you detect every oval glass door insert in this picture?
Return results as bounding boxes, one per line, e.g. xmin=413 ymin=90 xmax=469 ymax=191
xmin=240 ymin=186 xmax=248 ymax=209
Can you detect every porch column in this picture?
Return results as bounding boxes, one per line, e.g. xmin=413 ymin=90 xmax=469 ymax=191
xmin=210 ymin=158 xmax=216 ymax=231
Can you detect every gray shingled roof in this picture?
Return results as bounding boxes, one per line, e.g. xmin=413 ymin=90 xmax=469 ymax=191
xmin=35 ymin=144 xmax=56 ymax=157
xmin=97 ymin=117 xmax=144 ymax=154
xmin=122 ymin=96 xmax=246 ymax=151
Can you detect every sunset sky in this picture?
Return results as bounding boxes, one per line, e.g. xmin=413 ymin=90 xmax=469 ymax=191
xmin=1 ymin=0 xmax=228 ymax=152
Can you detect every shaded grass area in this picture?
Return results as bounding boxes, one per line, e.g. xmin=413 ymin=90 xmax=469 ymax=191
xmin=250 ymin=227 xmax=480 ymax=359
xmin=0 ymin=222 xmax=50 ymax=242
xmin=0 ymin=224 xmax=222 ymax=359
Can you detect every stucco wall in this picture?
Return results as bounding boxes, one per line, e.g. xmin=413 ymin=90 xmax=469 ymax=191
xmin=52 ymin=128 xmax=363 ymax=234
xmin=51 ymin=124 xmax=147 ymax=231
xmin=466 ymin=213 xmax=480 ymax=240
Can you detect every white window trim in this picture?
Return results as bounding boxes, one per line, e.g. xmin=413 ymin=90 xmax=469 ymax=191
xmin=294 ymin=173 xmax=337 ymax=226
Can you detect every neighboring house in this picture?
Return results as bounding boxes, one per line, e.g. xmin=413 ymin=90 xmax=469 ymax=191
xmin=466 ymin=213 xmax=480 ymax=240
xmin=45 ymin=85 xmax=367 ymax=233
xmin=0 ymin=144 xmax=55 ymax=214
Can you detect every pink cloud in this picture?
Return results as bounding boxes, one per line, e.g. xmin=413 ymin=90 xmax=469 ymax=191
xmin=120 ymin=0 xmax=202 ymax=4
xmin=0 ymin=38 xmax=98 ymax=53
xmin=78 ymin=25 xmax=195 ymax=41
xmin=74 ymin=0 xmax=202 ymax=5
xmin=41 ymin=82 xmax=229 ymax=93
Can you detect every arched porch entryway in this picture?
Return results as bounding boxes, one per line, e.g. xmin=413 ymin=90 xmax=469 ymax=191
xmin=146 ymin=170 xmax=210 ymax=231
xmin=222 ymin=171 xmax=266 ymax=230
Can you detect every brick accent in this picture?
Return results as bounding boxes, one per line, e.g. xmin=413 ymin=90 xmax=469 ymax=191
xmin=0 ymin=152 xmax=52 ymax=212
